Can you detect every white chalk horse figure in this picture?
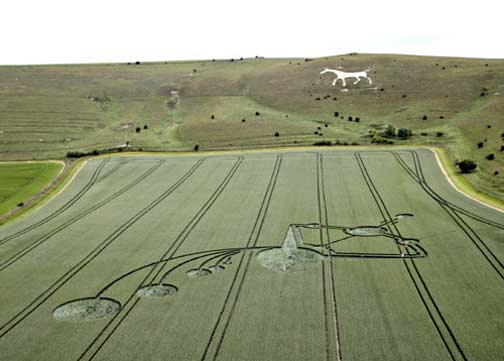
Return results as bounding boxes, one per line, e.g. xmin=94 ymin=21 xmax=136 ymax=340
xmin=320 ymin=68 xmax=373 ymax=87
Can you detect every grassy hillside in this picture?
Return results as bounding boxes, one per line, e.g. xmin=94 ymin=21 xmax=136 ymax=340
xmin=0 ymin=162 xmax=63 ymax=216
xmin=0 ymin=54 xmax=502 ymax=199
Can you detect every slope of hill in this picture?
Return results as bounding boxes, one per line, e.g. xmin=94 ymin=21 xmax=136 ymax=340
xmin=0 ymin=54 xmax=502 ymax=200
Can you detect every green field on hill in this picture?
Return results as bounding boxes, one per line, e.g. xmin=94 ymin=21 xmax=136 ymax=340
xmin=0 ymin=161 xmax=62 ymax=216
xmin=0 ymin=54 xmax=502 ymax=201
xmin=0 ymin=150 xmax=502 ymax=361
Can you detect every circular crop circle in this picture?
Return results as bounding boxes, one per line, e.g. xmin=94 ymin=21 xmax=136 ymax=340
xmin=256 ymin=248 xmax=321 ymax=273
xmin=344 ymin=226 xmax=385 ymax=236
xmin=136 ymin=283 xmax=178 ymax=298
xmin=53 ymin=297 xmax=120 ymax=321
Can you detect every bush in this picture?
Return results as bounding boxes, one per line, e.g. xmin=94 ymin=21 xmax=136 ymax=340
xmin=436 ymin=132 xmax=444 ymax=137
xmin=420 ymin=132 xmax=428 ymax=136
xmin=255 ymin=111 xmax=260 ymax=116
xmin=501 ymin=145 xmax=504 ymax=151
xmin=317 ymin=126 xmax=321 ymax=130
xmin=355 ymin=117 xmax=360 ymax=122
xmin=143 ymin=125 xmax=148 ymax=130
xmin=458 ymin=159 xmax=477 ymax=173
xmin=314 ymin=131 xmax=318 ymax=135
xmin=324 ymin=124 xmax=328 ymax=128
xmin=135 ymin=61 xmax=140 ymax=65
xmin=314 ymin=141 xmax=332 ymax=146
xmin=348 ymin=116 xmax=353 ymax=121
xmin=397 ymin=128 xmax=412 ymax=139
xmin=384 ymin=125 xmax=395 ymax=137
xmin=17 ymin=202 xmax=24 ymax=207
xmin=193 ymin=144 xmax=200 ymax=152
xmin=422 ymin=115 xmax=428 ymax=120
xmin=211 ymin=115 xmax=215 ymax=119
xmin=402 ymin=94 xmax=407 ymax=98
xmin=486 ymin=153 xmax=495 ymax=160
xmin=439 ymin=115 xmax=444 ymax=119
xmin=380 ymin=88 xmax=384 ymax=92
xmin=487 ymin=125 xmax=491 ymax=128
xmin=494 ymin=171 xmax=499 ymax=176
xmin=477 ymin=142 xmax=484 ymax=149
xmin=136 ymin=127 xmax=141 ymax=133
xmin=274 ymin=132 xmax=280 ymax=137
xmin=242 ymin=118 xmax=246 ymax=122
xmin=334 ymin=112 xmax=339 ymax=117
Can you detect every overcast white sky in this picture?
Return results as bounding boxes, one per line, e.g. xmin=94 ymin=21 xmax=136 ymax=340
xmin=1 ymin=0 xmax=503 ymax=65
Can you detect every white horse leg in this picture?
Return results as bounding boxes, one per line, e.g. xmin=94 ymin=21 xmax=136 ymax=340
xmin=367 ymin=76 xmax=373 ymax=85
xmin=341 ymin=77 xmax=346 ymax=87
xmin=332 ymin=78 xmax=338 ymax=86
xmin=353 ymin=77 xmax=361 ymax=85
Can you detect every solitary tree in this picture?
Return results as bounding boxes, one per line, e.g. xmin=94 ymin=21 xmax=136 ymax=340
xmin=457 ymin=159 xmax=477 ymax=173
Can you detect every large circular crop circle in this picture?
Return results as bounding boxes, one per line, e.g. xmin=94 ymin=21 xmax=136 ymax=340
xmin=256 ymin=248 xmax=321 ymax=273
xmin=344 ymin=226 xmax=385 ymax=236
xmin=136 ymin=283 xmax=178 ymax=298
xmin=53 ymin=297 xmax=120 ymax=321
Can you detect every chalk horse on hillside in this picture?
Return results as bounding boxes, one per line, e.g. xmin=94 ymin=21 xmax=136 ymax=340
xmin=320 ymin=68 xmax=373 ymax=87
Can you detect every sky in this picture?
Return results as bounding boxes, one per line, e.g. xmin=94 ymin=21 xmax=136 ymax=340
xmin=1 ymin=0 xmax=503 ymax=65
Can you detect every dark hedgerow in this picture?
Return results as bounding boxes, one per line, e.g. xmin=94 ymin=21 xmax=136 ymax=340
xmin=457 ymin=159 xmax=477 ymax=173
xmin=313 ymin=140 xmax=332 ymax=146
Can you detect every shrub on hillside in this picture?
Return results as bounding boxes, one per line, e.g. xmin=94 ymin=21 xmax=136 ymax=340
xmin=486 ymin=153 xmax=495 ymax=160
xmin=136 ymin=127 xmax=141 ymax=133
xmin=255 ymin=111 xmax=260 ymax=116
xmin=17 ymin=202 xmax=24 ymax=207
xmin=397 ymin=128 xmax=412 ymax=139
xmin=314 ymin=141 xmax=332 ymax=146
xmin=501 ymin=145 xmax=504 ymax=152
xmin=144 ymin=125 xmax=148 ymax=129
xmin=193 ymin=144 xmax=200 ymax=152
xmin=355 ymin=117 xmax=360 ymax=122
xmin=457 ymin=159 xmax=477 ymax=173
xmin=384 ymin=125 xmax=395 ymax=137
xmin=422 ymin=115 xmax=428 ymax=120
xmin=274 ymin=132 xmax=280 ymax=137
xmin=334 ymin=112 xmax=339 ymax=117
xmin=477 ymin=142 xmax=484 ymax=149
xmin=436 ymin=132 xmax=444 ymax=137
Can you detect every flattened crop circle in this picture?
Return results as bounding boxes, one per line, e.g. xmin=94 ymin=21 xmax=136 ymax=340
xmin=136 ymin=283 xmax=178 ymax=298
xmin=344 ymin=226 xmax=385 ymax=236
xmin=53 ymin=297 xmax=120 ymax=321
